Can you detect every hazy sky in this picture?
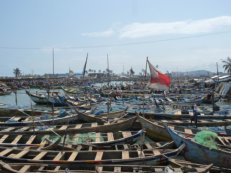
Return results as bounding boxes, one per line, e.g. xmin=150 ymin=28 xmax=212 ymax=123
xmin=1 ymin=0 xmax=231 ymax=76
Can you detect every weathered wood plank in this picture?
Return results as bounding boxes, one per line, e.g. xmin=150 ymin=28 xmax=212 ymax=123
xmin=95 ymin=151 xmax=103 ymax=160
xmin=122 ymin=151 xmax=129 ymax=159
xmin=75 ymin=124 xmax=82 ymax=129
xmin=11 ymin=135 xmax=22 ymax=144
xmin=0 ymin=148 xmax=12 ymax=156
xmin=59 ymin=125 xmax=68 ymax=130
xmin=91 ymin=123 xmax=97 ymax=127
xmin=0 ymin=135 xmax=9 ymax=143
xmin=68 ymin=152 xmax=78 ymax=161
xmin=95 ymin=133 xmax=101 ymax=143
xmin=107 ymin=132 xmax=114 ymax=141
xmin=122 ymin=131 xmax=132 ymax=138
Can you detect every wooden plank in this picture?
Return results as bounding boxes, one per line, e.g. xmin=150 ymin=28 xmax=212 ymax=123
xmin=76 ymin=145 xmax=82 ymax=151
xmin=122 ymin=151 xmax=129 ymax=159
xmin=155 ymin=168 xmax=163 ymax=172
xmin=53 ymin=152 xmax=64 ymax=160
xmin=107 ymin=132 xmax=114 ymax=141
xmin=11 ymin=135 xmax=22 ymax=144
xmin=0 ymin=135 xmax=8 ymax=143
xmin=75 ymin=124 xmax=82 ymax=129
xmin=96 ymin=166 xmax=103 ymax=172
xmin=59 ymin=125 xmax=68 ymax=130
xmin=1 ymin=127 xmax=15 ymax=132
xmin=95 ymin=151 xmax=103 ymax=160
xmin=122 ymin=131 xmax=132 ymax=138
xmin=173 ymin=168 xmax=183 ymax=172
xmin=26 ymin=135 xmax=36 ymax=144
xmin=19 ymin=166 xmax=31 ymax=173
xmin=156 ymin=142 xmax=162 ymax=147
xmin=145 ymin=143 xmax=153 ymax=149
xmin=218 ymin=137 xmax=226 ymax=146
xmin=95 ymin=133 xmax=101 ymax=143
xmin=54 ymin=166 xmax=60 ymax=171
xmin=19 ymin=127 xmax=30 ymax=131
xmin=91 ymin=123 xmax=97 ymax=127
xmin=114 ymin=167 xmax=121 ymax=172
xmin=153 ymin=150 xmax=161 ymax=156
xmin=33 ymin=151 xmax=47 ymax=160
xmin=68 ymin=152 xmax=78 ymax=161
xmin=123 ymin=144 xmax=129 ymax=150
xmin=12 ymin=117 xmax=21 ymax=121
xmin=0 ymin=148 xmax=12 ymax=156
xmin=12 ymin=150 xmax=29 ymax=158
xmin=184 ymin=128 xmax=193 ymax=134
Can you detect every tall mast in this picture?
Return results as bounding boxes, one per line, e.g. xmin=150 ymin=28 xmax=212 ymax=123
xmin=107 ymin=54 xmax=110 ymax=87
xmin=82 ymin=53 xmax=88 ymax=81
xmin=52 ymin=48 xmax=54 ymax=75
xmin=145 ymin=57 xmax=148 ymax=78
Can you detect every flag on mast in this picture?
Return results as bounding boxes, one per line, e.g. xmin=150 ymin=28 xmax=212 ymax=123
xmin=147 ymin=60 xmax=170 ymax=90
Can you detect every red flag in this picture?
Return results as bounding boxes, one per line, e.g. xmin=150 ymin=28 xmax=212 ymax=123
xmin=147 ymin=60 xmax=170 ymax=90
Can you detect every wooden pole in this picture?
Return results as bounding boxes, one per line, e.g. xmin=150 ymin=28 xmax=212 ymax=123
xmin=53 ymin=48 xmax=54 ymax=75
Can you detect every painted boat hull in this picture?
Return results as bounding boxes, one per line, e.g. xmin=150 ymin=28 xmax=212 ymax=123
xmin=166 ymin=126 xmax=231 ymax=168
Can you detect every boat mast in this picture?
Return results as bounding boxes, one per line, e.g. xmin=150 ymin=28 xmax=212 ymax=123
xmin=107 ymin=54 xmax=110 ymax=87
xmin=82 ymin=53 xmax=88 ymax=82
xmin=52 ymin=48 xmax=54 ymax=76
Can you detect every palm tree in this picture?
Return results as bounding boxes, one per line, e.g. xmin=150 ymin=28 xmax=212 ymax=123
xmin=13 ymin=68 xmax=21 ymax=77
xmin=222 ymin=57 xmax=231 ymax=75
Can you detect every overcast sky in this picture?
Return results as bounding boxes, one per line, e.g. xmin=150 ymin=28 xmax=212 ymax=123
xmin=0 ymin=0 xmax=231 ymax=76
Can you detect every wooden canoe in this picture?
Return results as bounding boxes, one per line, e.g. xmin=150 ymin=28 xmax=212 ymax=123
xmin=138 ymin=115 xmax=231 ymax=141
xmin=0 ymin=116 xmax=137 ymax=135
xmin=0 ymin=130 xmax=144 ymax=148
xmin=128 ymin=111 xmax=231 ymax=120
xmin=0 ymin=113 xmax=79 ymax=127
xmin=0 ymin=144 xmax=185 ymax=166
xmin=0 ymin=161 xmax=214 ymax=173
xmin=166 ymin=125 xmax=231 ymax=168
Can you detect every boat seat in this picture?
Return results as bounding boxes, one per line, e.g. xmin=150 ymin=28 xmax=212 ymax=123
xmin=91 ymin=123 xmax=97 ymax=127
xmin=95 ymin=133 xmax=101 ymax=142
xmin=9 ymin=150 xmax=29 ymax=158
xmin=59 ymin=125 xmax=68 ymax=130
xmin=68 ymin=152 xmax=78 ymax=161
xmin=11 ymin=135 xmax=22 ymax=144
xmin=75 ymin=124 xmax=82 ymax=129
xmin=107 ymin=132 xmax=114 ymax=141
xmin=95 ymin=151 xmax=103 ymax=160
xmin=114 ymin=167 xmax=121 ymax=172
xmin=184 ymin=129 xmax=193 ymax=134
xmin=122 ymin=131 xmax=132 ymax=138
xmin=53 ymin=152 xmax=64 ymax=161
xmin=0 ymin=148 xmax=13 ymax=156
xmin=153 ymin=149 xmax=161 ymax=156
xmin=0 ymin=135 xmax=8 ymax=143
xmin=122 ymin=151 xmax=129 ymax=159
xmin=26 ymin=135 xmax=36 ymax=144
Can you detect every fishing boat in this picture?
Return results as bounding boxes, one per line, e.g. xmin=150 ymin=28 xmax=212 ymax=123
xmin=0 ymin=161 xmax=213 ymax=173
xmin=0 ymin=130 xmax=144 ymax=149
xmin=0 ymin=116 xmax=137 ymax=135
xmin=128 ymin=110 xmax=231 ymax=120
xmin=26 ymin=90 xmax=67 ymax=107
xmin=0 ymin=144 xmax=185 ymax=166
xmin=0 ymin=113 xmax=78 ymax=127
xmin=166 ymin=125 xmax=231 ymax=168
xmin=138 ymin=115 xmax=231 ymax=141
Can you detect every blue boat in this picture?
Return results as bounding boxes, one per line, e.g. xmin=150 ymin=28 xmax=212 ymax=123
xmin=166 ymin=126 xmax=231 ymax=168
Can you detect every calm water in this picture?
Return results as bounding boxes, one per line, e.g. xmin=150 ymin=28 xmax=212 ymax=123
xmin=0 ymin=89 xmax=63 ymax=108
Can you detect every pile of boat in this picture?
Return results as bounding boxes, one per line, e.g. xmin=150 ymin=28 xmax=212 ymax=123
xmin=0 ymin=85 xmax=230 ymax=172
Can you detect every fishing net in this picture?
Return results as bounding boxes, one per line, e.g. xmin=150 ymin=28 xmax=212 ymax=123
xmin=194 ymin=130 xmax=218 ymax=149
